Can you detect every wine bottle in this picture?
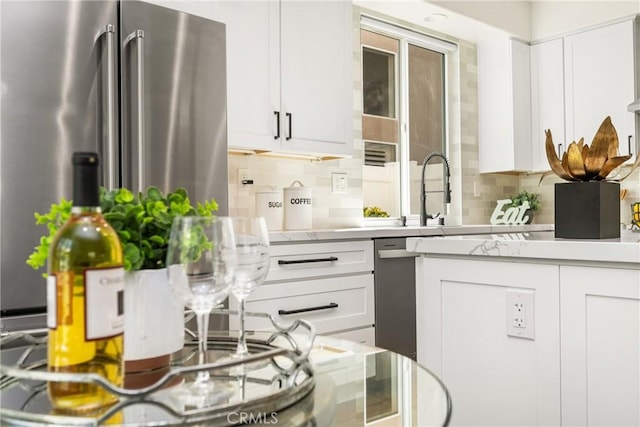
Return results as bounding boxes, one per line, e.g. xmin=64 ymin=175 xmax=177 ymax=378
xmin=47 ymin=152 xmax=124 ymax=413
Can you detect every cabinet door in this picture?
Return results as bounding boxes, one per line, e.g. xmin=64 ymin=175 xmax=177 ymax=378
xmin=510 ymin=39 xmax=532 ymax=171
xmin=564 ymin=19 xmax=636 ymax=158
xmin=531 ymin=38 xmax=565 ymax=172
xmin=478 ymin=38 xmax=531 ymax=173
xmin=279 ymin=1 xmax=353 ymax=156
xmin=416 ymin=257 xmax=561 ymax=426
xmin=560 ymin=266 xmax=640 ymax=427
xmin=212 ymin=1 xmax=280 ymax=151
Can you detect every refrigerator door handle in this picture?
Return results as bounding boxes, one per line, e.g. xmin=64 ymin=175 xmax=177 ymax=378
xmin=124 ymin=29 xmax=146 ymax=194
xmin=101 ymin=24 xmax=117 ymax=190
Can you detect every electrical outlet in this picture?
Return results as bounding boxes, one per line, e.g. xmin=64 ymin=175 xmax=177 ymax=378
xmin=513 ymin=302 xmax=526 ymax=328
xmin=237 ymin=169 xmax=252 ymax=187
xmin=506 ymin=290 xmax=535 ymax=339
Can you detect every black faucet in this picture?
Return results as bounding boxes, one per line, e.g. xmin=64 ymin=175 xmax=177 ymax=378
xmin=420 ymin=152 xmax=451 ymax=226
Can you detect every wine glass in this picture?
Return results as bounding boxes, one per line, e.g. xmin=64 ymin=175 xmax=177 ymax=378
xmin=230 ymin=217 xmax=270 ymax=359
xmin=166 ymin=215 xmax=236 ymax=405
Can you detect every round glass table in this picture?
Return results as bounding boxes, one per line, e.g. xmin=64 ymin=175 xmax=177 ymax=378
xmin=297 ymin=334 xmax=451 ymax=426
xmin=0 ymin=331 xmax=450 ymax=426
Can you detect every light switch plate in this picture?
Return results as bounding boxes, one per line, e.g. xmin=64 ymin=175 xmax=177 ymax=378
xmin=332 ymin=173 xmax=348 ymax=193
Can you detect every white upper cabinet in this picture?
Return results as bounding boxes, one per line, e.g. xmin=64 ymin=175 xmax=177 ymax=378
xmin=483 ymin=16 xmax=639 ymax=174
xmin=478 ymin=38 xmax=532 ymax=173
xmin=279 ymin=1 xmax=353 ymax=156
xmin=214 ymin=0 xmax=353 ymax=157
xmin=212 ymin=2 xmax=278 ymax=152
xmin=530 ymin=38 xmax=565 ymax=172
xmin=564 ymin=17 xmax=637 ymax=159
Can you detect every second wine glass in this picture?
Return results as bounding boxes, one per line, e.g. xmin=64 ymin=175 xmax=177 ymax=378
xmin=166 ymin=215 xmax=236 ymax=405
xmin=230 ymin=217 xmax=270 ymax=358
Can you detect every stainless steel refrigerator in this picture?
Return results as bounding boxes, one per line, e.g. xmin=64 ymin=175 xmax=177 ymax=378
xmin=0 ymin=0 xmax=228 ymax=333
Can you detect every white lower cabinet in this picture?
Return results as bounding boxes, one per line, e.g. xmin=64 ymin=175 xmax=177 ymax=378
xmin=560 ymin=266 xmax=640 ymax=427
xmin=230 ymin=240 xmax=375 ymax=341
xmin=417 ymin=256 xmax=640 ymax=426
xmin=417 ymin=257 xmax=561 ymax=426
xmin=230 ymin=274 xmax=374 ymax=335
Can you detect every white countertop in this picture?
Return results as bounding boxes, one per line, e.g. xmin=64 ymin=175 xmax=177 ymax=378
xmin=407 ymin=228 xmax=640 ymax=265
xmin=269 ymin=223 xmax=554 ymax=243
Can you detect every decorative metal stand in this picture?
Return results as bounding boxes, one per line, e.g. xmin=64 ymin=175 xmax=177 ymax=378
xmin=0 ymin=310 xmax=316 ymax=426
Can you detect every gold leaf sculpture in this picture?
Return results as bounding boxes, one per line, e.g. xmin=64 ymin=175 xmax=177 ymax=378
xmin=544 ymin=116 xmax=639 ymax=182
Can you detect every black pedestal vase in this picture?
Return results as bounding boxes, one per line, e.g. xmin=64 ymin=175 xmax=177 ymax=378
xmin=554 ymin=181 xmax=620 ymax=239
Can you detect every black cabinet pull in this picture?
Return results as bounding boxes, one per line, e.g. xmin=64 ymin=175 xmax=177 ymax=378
xmin=629 ymin=135 xmax=633 ymax=155
xmin=278 ymin=302 xmax=338 ymax=316
xmin=274 ymin=111 xmax=280 ymax=140
xmin=278 ymin=256 xmax=338 ymax=265
xmin=286 ymin=112 xmax=292 ymax=140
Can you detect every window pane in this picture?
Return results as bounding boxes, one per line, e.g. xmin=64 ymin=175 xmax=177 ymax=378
xmin=362 ymin=31 xmax=400 ymax=219
xmin=363 ymin=47 xmax=395 ymax=117
xmin=407 ymin=44 xmax=445 ymax=217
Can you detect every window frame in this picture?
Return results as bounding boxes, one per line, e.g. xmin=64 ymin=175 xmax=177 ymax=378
xmin=361 ymin=16 xmax=456 ymax=224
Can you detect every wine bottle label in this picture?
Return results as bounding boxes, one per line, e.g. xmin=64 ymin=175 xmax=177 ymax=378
xmin=47 ymin=275 xmax=57 ymax=329
xmin=85 ymin=266 xmax=125 ymax=340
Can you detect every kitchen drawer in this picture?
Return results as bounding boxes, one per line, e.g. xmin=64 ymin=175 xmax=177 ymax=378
xmin=230 ymin=273 xmax=374 ymax=335
xmin=267 ymin=240 xmax=373 ymax=283
xmin=328 ymin=326 xmax=376 ymax=347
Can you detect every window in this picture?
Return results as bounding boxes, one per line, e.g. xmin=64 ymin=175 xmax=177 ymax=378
xmin=361 ymin=17 xmax=455 ymax=221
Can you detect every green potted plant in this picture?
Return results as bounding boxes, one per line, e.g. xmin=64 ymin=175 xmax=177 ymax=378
xmin=363 ymin=206 xmax=390 ymax=218
xmin=28 ymin=186 xmax=218 ymax=272
xmin=28 ymin=186 xmax=218 ymax=387
xmin=508 ymin=191 xmax=540 ymax=224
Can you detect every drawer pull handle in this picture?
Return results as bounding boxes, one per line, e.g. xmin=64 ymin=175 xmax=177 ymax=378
xmin=278 ymin=302 xmax=339 ymax=316
xmin=278 ymin=256 xmax=338 ymax=265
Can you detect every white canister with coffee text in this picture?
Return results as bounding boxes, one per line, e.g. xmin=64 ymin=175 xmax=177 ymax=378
xmin=283 ymin=180 xmax=312 ymax=230
xmin=255 ymin=190 xmax=283 ymax=230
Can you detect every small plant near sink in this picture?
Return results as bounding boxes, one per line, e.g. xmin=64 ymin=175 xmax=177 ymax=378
xmin=363 ymin=206 xmax=390 ymax=218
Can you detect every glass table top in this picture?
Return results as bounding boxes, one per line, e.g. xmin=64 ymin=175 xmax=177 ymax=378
xmin=305 ymin=334 xmax=451 ymax=426
xmin=0 ymin=331 xmax=451 ymax=426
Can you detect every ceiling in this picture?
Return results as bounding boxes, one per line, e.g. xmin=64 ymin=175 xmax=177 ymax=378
xmin=355 ymin=0 xmax=640 ymax=43
xmin=354 ymin=0 xmax=527 ymax=43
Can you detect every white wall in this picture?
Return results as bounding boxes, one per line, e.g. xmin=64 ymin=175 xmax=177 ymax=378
xmin=531 ymin=1 xmax=640 ymax=40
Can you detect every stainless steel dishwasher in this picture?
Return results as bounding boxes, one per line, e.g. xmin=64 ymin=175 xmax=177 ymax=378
xmin=374 ymin=238 xmax=418 ymax=361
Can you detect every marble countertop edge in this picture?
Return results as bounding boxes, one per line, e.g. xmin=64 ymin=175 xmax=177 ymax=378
xmin=406 ymin=230 xmax=640 ymax=265
xmin=268 ymin=223 xmax=555 ymax=243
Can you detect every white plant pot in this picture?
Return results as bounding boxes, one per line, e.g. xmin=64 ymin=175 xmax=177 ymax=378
xmin=124 ymin=268 xmax=184 ymax=362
